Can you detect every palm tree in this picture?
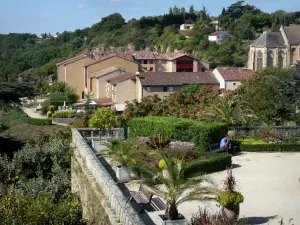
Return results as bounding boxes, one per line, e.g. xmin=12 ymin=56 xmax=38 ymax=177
xmin=201 ymin=96 xmax=256 ymax=125
xmin=99 ymin=139 xmax=146 ymax=167
xmin=133 ymin=151 xmax=218 ymax=221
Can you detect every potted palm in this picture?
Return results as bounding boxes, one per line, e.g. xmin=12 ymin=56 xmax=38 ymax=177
xmin=216 ymin=168 xmax=244 ymax=220
xmin=134 ymin=152 xmax=217 ymax=225
xmin=100 ymin=139 xmax=145 ymax=182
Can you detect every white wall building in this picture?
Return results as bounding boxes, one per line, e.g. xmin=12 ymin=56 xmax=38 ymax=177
xmin=212 ymin=67 xmax=256 ymax=90
xmin=180 ymin=24 xmax=194 ymax=31
xmin=208 ymin=31 xmax=231 ymax=42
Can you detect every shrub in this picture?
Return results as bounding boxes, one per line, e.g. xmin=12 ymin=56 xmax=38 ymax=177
xmin=217 ymin=192 xmax=244 ymax=207
xmin=128 ymin=117 xmax=228 ymax=152
xmin=183 ymin=153 xmax=232 ymax=175
xmin=241 ymin=143 xmax=300 ymax=152
xmin=52 ymin=110 xmax=75 ymax=119
xmin=88 ymin=108 xmax=117 ymax=129
xmin=22 ymin=117 xmax=52 ymax=126
xmin=191 ymin=207 xmax=244 ymax=225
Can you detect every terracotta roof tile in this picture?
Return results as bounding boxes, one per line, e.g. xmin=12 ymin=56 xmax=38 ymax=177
xmin=140 ymin=72 xmax=218 ymax=86
xmin=210 ymin=31 xmax=228 ymax=36
xmin=108 ymin=73 xmax=136 ymax=85
xmin=84 ymin=54 xmax=136 ymax=67
xmin=56 ymin=54 xmax=88 ymax=66
xmin=89 ymin=67 xmax=125 ymax=78
xmin=93 ymin=98 xmax=115 ymax=106
xmin=216 ymin=67 xmax=256 ymax=81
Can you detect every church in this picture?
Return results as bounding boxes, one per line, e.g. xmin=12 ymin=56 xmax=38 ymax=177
xmin=248 ymin=25 xmax=300 ymax=71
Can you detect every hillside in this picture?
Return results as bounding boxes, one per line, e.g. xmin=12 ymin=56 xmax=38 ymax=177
xmin=0 ymin=1 xmax=299 ymax=82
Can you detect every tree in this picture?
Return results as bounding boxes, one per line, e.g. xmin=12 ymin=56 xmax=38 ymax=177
xmin=201 ymin=95 xmax=257 ymax=125
xmin=180 ymin=7 xmax=185 ymax=15
xmin=88 ymin=108 xmax=117 ymax=129
xmin=0 ymin=82 xmax=35 ymax=108
xmin=169 ymin=7 xmax=173 ymax=15
xmin=48 ymin=82 xmax=78 ymax=106
xmin=133 ymin=151 xmax=217 ymax=220
xmin=189 ymin=5 xmax=195 ymax=14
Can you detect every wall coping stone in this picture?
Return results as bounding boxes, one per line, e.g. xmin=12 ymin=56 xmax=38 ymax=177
xmin=72 ymin=128 xmax=145 ymax=225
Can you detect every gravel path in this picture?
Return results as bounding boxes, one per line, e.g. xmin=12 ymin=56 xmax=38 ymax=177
xmin=146 ymin=152 xmax=300 ymax=225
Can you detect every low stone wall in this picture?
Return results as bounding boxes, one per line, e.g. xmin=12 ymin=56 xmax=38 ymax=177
xmin=229 ymin=126 xmax=300 ymax=138
xmin=72 ymin=129 xmax=145 ymax=225
xmin=52 ymin=118 xmax=75 ymax=124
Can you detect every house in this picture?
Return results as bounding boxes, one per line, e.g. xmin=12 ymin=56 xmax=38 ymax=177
xmin=106 ymin=72 xmax=136 ymax=104
xmin=212 ymin=67 xmax=256 ymax=90
xmin=180 ymin=24 xmax=194 ymax=31
xmin=133 ymin=51 xmax=209 ymax=72
xmin=210 ymin=20 xmax=221 ymax=31
xmin=208 ymin=31 xmax=231 ymax=42
xmin=56 ymin=54 xmax=95 ymax=98
xmin=57 ymin=51 xmax=210 ymax=101
xmin=84 ymin=55 xmax=139 ymax=99
xmin=248 ymin=25 xmax=300 ymax=71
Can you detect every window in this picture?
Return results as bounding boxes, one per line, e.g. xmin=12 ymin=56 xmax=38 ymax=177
xmin=158 ymin=60 xmax=162 ymax=64
xmin=149 ymin=67 xmax=154 ymax=72
xmin=85 ymin=69 xmax=87 ymax=88
xmin=169 ymin=86 xmax=174 ymax=92
xmin=81 ymin=91 xmax=85 ymax=99
xmin=267 ymin=50 xmax=274 ymax=67
xmin=146 ymin=87 xmax=151 ymax=92
xmin=143 ymin=60 xmax=148 ymax=64
xmin=201 ymin=68 xmax=206 ymax=72
xmin=163 ymin=86 xmax=168 ymax=92
xmin=257 ymin=50 xmax=263 ymax=71
xmin=149 ymin=60 xmax=154 ymax=64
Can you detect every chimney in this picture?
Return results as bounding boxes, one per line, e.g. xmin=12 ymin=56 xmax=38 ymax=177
xmin=135 ymin=72 xmax=142 ymax=102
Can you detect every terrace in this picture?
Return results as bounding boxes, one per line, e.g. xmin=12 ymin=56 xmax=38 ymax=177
xmin=72 ymin=125 xmax=300 ymax=225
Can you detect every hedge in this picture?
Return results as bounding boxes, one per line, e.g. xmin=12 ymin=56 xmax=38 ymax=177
xmin=183 ymin=152 xmax=232 ymax=175
xmin=21 ymin=117 xmax=52 ymax=126
xmin=128 ymin=117 xmax=228 ymax=152
xmin=241 ymin=144 xmax=300 ymax=152
xmin=52 ymin=110 xmax=75 ymax=119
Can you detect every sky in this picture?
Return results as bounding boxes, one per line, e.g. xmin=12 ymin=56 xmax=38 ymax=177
xmin=0 ymin=0 xmax=300 ymax=35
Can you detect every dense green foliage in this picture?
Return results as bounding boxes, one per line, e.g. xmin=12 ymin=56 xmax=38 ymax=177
xmin=88 ymin=108 xmax=117 ymax=129
xmin=0 ymin=81 xmax=35 ymax=109
xmin=183 ymin=153 xmax=232 ymax=174
xmin=52 ymin=110 xmax=75 ymax=119
xmin=11 ymin=109 xmax=52 ymax=125
xmin=2 ymin=2 xmax=299 ymax=83
xmin=128 ymin=116 xmax=228 ymax=151
xmin=0 ymin=137 xmax=86 ymax=224
xmin=48 ymin=82 xmax=78 ymax=106
xmin=240 ymin=143 xmax=300 ymax=152
xmin=234 ymin=66 xmax=299 ymax=125
xmin=217 ymin=192 xmax=244 ymax=207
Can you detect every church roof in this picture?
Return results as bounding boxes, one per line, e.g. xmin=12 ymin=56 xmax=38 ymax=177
xmin=282 ymin=25 xmax=300 ymax=44
xmin=251 ymin=31 xmax=285 ymax=47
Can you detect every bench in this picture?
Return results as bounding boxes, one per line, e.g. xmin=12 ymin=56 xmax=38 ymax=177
xmin=129 ymin=184 xmax=153 ymax=213
xmin=209 ymin=143 xmax=226 ymax=153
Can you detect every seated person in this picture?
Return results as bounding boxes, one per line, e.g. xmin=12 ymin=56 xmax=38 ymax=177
xmin=220 ymin=135 xmax=232 ymax=152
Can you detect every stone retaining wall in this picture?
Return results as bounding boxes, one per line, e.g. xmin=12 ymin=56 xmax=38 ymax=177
xmin=72 ymin=129 xmax=145 ymax=225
